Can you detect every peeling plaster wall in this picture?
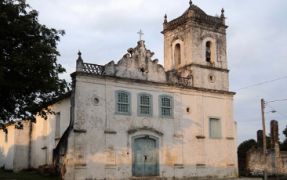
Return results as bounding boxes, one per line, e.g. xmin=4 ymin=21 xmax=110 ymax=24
xmin=30 ymin=98 xmax=71 ymax=168
xmin=163 ymin=6 xmax=229 ymax=93
xmin=0 ymin=98 xmax=70 ymax=171
xmin=104 ymin=40 xmax=166 ymax=83
xmin=13 ymin=121 xmax=30 ymax=171
xmin=190 ymin=67 xmax=229 ymax=91
xmin=65 ymin=75 xmax=237 ymax=180
xmin=163 ymin=16 xmax=227 ymax=71
xmin=0 ymin=125 xmax=16 ymax=170
xmin=247 ymin=146 xmax=287 ymax=176
xmin=164 ymin=26 xmax=229 ymax=92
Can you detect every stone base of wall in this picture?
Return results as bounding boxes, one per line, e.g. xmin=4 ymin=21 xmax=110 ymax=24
xmin=246 ymin=148 xmax=287 ymax=175
xmin=128 ymin=178 xmax=258 ymax=180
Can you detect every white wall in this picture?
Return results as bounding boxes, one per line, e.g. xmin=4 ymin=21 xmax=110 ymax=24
xmin=65 ymin=75 xmax=237 ymax=179
xmin=0 ymin=97 xmax=71 ymax=171
xmin=30 ymin=98 xmax=71 ymax=168
xmin=0 ymin=125 xmax=16 ymax=170
xmin=13 ymin=121 xmax=30 ymax=171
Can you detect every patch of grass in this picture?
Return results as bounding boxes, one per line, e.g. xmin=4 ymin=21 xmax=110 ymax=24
xmin=0 ymin=169 xmax=60 ymax=180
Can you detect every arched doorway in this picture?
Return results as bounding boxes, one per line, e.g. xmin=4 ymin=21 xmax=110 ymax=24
xmin=132 ymin=135 xmax=159 ymax=177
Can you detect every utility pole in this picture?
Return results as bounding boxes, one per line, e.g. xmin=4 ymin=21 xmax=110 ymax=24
xmin=261 ymin=98 xmax=268 ymax=180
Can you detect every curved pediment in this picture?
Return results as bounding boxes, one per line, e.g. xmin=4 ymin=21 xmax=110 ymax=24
xmin=104 ymin=40 xmax=167 ymax=83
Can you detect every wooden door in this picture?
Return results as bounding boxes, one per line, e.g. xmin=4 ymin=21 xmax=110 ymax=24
xmin=132 ymin=136 xmax=159 ymax=176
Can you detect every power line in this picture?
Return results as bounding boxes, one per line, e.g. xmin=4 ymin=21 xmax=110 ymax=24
xmin=267 ymin=99 xmax=287 ymax=103
xmin=235 ymin=75 xmax=287 ymax=91
xmin=265 ymin=104 xmax=287 ymax=119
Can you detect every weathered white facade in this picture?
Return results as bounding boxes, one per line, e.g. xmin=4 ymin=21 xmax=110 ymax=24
xmin=63 ymin=75 xmax=237 ymax=179
xmin=62 ymin=2 xmax=238 ymax=179
xmin=0 ymin=97 xmax=70 ymax=171
xmin=0 ymin=2 xmax=238 ymax=179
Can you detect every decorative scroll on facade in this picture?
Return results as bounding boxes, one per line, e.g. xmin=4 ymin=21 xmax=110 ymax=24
xmin=75 ymin=41 xmax=194 ymax=87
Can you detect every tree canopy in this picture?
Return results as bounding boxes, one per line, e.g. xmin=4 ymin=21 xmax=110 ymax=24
xmin=284 ymin=126 xmax=287 ymax=137
xmin=237 ymin=139 xmax=257 ymax=176
xmin=280 ymin=126 xmax=287 ymax=151
xmin=0 ymin=0 xmax=68 ymax=123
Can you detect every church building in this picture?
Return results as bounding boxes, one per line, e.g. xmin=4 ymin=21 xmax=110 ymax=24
xmin=0 ymin=1 xmax=238 ymax=179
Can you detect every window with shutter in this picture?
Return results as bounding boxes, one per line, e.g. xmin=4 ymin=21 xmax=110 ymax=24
xmin=209 ymin=118 xmax=221 ymax=138
xmin=116 ymin=91 xmax=131 ymax=115
xmin=138 ymin=93 xmax=152 ymax=116
xmin=159 ymin=95 xmax=173 ymax=118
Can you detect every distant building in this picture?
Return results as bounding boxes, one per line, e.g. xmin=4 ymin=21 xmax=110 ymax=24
xmin=0 ymin=2 xmax=238 ymax=179
xmin=246 ymin=121 xmax=287 ymax=176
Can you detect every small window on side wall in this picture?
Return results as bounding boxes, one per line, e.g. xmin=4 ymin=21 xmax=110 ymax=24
xmin=5 ymin=130 xmax=8 ymax=143
xmin=138 ymin=93 xmax=152 ymax=116
xmin=159 ymin=95 xmax=173 ymax=118
xmin=55 ymin=112 xmax=61 ymax=138
xmin=206 ymin=41 xmax=212 ymax=63
xmin=116 ymin=91 xmax=131 ymax=115
xmin=209 ymin=118 xmax=221 ymax=138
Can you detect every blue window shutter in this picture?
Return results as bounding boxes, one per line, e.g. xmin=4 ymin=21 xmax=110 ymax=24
xmin=115 ymin=90 xmax=131 ymax=115
xmin=209 ymin=118 xmax=221 ymax=138
xmin=159 ymin=95 xmax=173 ymax=118
xmin=137 ymin=93 xmax=153 ymax=117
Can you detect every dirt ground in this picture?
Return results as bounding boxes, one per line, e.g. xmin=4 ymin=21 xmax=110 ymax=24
xmin=0 ymin=169 xmax=60 ymax=180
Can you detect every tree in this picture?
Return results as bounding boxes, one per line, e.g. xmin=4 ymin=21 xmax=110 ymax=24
xmin=237 ymin=139 xmax=257 ymax=176
xmin=280 ymin=126 xmax=287 ymax=151
xmin=0 ymin=0 xmax=68 ymax=123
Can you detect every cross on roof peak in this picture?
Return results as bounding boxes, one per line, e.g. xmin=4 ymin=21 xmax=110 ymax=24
xmin=137 ymin=29 xmax=144 ymax=41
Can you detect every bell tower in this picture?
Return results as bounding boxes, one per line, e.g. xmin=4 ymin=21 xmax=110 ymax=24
xmin=162 ymin=1 xmax=230 ymax=91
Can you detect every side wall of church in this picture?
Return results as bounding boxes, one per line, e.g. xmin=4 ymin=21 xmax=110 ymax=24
xmin=0 ymin=98 xmax=70 ymax=171
xmin=30 ymin=98 xmax=70 ymax=168
xmin=0 ymin=126 xmax=16 ymax=170
xmin=13 ymin=121 xmax=30 ymax=171
xmin=66 ymin=75 xmax=237 ymax=179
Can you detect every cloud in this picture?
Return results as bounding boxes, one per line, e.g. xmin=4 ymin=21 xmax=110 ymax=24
xmin=27 ymin=0 xmax=287 ymax=145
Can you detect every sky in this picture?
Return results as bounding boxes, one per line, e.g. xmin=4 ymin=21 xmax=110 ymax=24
xmin=26 ymin=0 xmax=287 ymax=144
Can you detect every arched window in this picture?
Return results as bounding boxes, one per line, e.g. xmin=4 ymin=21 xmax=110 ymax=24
xmin=115 ymin=90 xmax=131 ymax=115
xmin=206 ymin=41 xmax=211 ymax=62
xmin=174 ymin=43 xmax=181 ymax=68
